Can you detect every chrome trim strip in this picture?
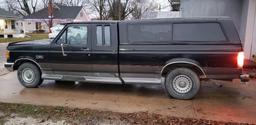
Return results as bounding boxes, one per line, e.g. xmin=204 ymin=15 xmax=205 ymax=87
xmin=4 ymin=63 xmax=14 ymax=65
xmin=120 ymin=48 xmax=127 ymax=51
xmin=42 ymin=74 xmax=122 ymax=84
xmin=85 ymin=76 xmax=122 ymax=83
xmin=122 ymin=77 xmax=162 ymax=84
xmin=161 ymin=61 xmax=207 ymax=78
xmin=42 ymin=74 xmax=63 ymax=80
xmin=14 ymin=58 xmax=43 ymax=71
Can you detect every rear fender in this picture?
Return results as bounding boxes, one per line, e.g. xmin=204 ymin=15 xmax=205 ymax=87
xmin=161 ymin=58 xmax=206 ymax=78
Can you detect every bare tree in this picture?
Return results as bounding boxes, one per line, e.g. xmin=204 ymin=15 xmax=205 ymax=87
xmin=42 ymin=0 xmax=49 ymax=8
xmin=5 ymin=0 xmax=39 ymax=16
xmin=107 ymin=0 xmax=134 ymax=20
xmin=57 ymin=0 xmax=87 ymax=6
xmin=131 ymin=0 xmax=158 ymax=19
xmin=30 ymin=0 xmax=38 ymax=13
xmin=168 ymin=0 xmax=180 ymax=11
xmin=87 ymin=0 xmax=108 ymax=20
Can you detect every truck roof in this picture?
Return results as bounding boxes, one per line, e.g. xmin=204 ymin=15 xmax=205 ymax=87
xmin=65 ymin=17 xmax=233 ymax=25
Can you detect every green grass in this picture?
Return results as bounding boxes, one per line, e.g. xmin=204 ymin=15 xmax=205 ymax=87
xmin=0 ymin=34 xmax=48 ymax=43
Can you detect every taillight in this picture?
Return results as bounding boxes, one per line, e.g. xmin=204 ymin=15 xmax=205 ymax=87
xmin=237 ymin=52 xmax=244 ymax=68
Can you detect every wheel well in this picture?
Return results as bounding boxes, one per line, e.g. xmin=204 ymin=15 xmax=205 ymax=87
xmin=13 ymin=59 xmax=42 ymax=74
xmin=161 ymin=63 xmax=206 ymax=78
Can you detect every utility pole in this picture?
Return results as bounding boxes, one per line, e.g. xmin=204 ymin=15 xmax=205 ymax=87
xmin=48 ymin=0 xmax=53 ymax=33
xmin=118 ymin=0 xmax=121 ymax=20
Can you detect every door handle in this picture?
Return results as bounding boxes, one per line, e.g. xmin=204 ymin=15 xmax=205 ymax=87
xmin=60 ymin=43 xmax=67 ymax=56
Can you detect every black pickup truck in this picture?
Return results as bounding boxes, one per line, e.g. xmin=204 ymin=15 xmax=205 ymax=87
xmin=4 ymin=18 xmax=249 ymax=100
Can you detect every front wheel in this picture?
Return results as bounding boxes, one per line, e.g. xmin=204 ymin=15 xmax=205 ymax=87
xmin=164 ymin=68 xmax=200 ymax=100
xmin=17 ymin=62 xmax=43 ymax=88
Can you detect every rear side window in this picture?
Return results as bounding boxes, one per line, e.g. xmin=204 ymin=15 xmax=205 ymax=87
xmin=173 ymin=23 xmax=226 ymax=42
xmin=96 ymin=25 xmax=111 ymax=46
xmin=128 ymin=23 xmax=172 ymax=43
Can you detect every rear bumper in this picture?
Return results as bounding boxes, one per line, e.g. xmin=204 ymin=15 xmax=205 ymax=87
xmin=4 ymin=63 xmax=14 ymax=72
xmin=204 ymin=67 xmax=248 ymax=81
xmin=240 ymin=74 xmax=250 ymax=82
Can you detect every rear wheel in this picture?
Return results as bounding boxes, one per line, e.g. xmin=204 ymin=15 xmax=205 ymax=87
xmin=17 ymin=62 xmax=43 ymax=88
xmin=164 ymin=68 xmax=200 ymax=100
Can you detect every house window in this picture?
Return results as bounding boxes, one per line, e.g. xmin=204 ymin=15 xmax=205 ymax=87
xmin=11 ymin=20 xmax=15 ymax=29
xmin=5 ymin=20 xmax=7 ymax=29
xmin=36 ymin=22 xmax=42 ymax=30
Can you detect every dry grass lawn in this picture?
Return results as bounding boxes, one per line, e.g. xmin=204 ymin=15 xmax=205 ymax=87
xmin=0 ymin=34 xmax=48 ymax=43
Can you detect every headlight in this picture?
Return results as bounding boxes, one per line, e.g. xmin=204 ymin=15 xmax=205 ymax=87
xmin=5 ymin=50 xmax=10 ymax=60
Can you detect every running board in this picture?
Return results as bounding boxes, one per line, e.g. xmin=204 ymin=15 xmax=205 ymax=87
xmin=42 ymin=74 xmax=162 ymax=84
xmin=122 ymin=77 xmax=162 ymax=84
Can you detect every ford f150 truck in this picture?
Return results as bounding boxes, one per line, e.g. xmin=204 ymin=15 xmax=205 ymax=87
xmin=4 ymin=18 xmax=249 ymax=100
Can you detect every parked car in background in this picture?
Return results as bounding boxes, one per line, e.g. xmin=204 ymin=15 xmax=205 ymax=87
xmin=5 ymin=18 xmax=249 ymax=100
xmin=49 ymin=24 xmax=64 ymax=39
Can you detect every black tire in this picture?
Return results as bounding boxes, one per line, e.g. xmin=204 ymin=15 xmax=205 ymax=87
xmin=17 ymin=62 xmax=43 ymax=88
xmin=164 ymin=68 xmax=200 ymax=100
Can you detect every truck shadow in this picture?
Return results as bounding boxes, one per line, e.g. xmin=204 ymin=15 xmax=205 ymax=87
xmin=20 ymin=80 xmax=167 ymax=99
xmin=19 ymin=80 xmax=254 ymax=104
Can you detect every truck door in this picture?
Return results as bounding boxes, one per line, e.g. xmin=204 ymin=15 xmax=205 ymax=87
xmin=48 ymin=24 xmax=92 ymax=73
xmin=90 ymin=23 xmax=119 ymax=78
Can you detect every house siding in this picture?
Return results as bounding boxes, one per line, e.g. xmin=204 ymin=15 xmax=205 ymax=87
xmin=243 ymin=0 xmax=256 ymax=59
xmin=181 ymin=0 xmax=243 ymax=30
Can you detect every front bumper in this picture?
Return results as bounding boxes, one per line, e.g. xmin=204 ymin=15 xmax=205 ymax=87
xmin=4 ymin=63 xmax=14 ymax=72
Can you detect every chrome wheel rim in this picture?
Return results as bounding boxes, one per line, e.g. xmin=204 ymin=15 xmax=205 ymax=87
xmin=172 ymin=75 xmax=193 ymax=94
xmin=22 ymin=68 xmax=35 ymax=84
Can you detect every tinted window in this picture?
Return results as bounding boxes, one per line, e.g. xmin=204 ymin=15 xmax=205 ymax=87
xmin=96 ymin=26 xmax=103 ymax=46
xmin=67 ymin=25 xmax=87 ymax=46
xmin=173 ymin=23 xmax=226 ymax=42
xmin=128 ymin=24 xmax=172 ymax=43
xmin=56 ymin=31 xmax=66 ymax=44
xmin=104 ymin=26 xmax=111 ymax=46
xmin=96 ymin=25 xmax=111 ymax=46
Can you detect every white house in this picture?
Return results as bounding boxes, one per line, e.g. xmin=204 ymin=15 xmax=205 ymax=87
xmin=0 ymin=8 xmax=25 ymax=38
xmin=22 ymin=4 xmax=90 ymax=33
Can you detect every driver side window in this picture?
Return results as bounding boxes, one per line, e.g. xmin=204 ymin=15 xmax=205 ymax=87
xmin=67 ymin=25 xmax=88 ymax=46
xmin=56 ymin=25 xmax=88 ymax=46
